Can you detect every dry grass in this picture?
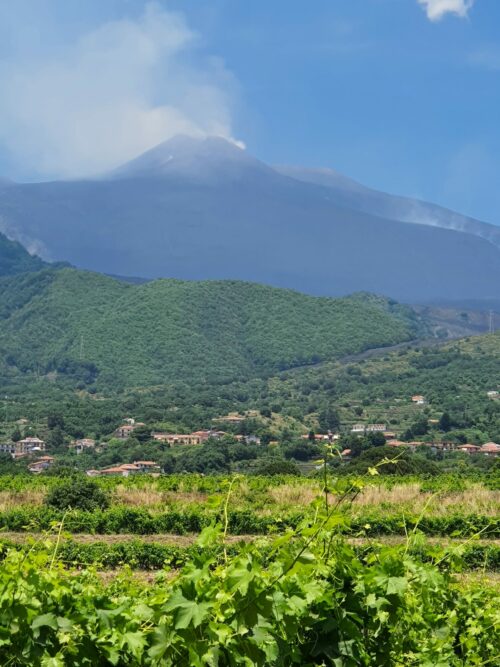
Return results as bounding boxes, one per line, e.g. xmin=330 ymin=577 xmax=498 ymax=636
xmin=354 ymin=483 xmax=422 ymax=507
xmin=433 ymin=487 xmax=500 ymax=516
xmin=112 ymin=485 xmax=164 ymax=507
xmin=352 ymin=483 xmax=500 ymax=517
xmin=267 ymin=484 xmax=319 ymax=507
xmin=0 ymin=490 xmax=44 ymax=511
xmin=112 ymin=485 xmax=209 ymax=508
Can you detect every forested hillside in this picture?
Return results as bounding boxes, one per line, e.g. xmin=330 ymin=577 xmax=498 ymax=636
xmin=261 ymin=332 xmax=500 ymax=442
xmin=0 ymin=231 xmax=45 ymax=276
xmin=0 ymin=267 xmax=423 ymax=390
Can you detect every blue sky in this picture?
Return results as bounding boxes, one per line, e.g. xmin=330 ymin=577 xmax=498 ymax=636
xmin=0 ymin=0 xmax=499 ymax=225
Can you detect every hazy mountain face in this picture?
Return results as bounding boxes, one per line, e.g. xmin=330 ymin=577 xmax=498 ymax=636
xmin=0 ymin=136 xmax=499 ymax=303
xmin=277 ymin=165 xmax=500 ymax=248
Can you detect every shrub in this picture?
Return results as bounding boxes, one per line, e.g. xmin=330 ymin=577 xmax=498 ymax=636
xmin=45 ymin=477 xmax=110 ymax=511
xmin=255 ymin=460 xmax=301 ymax=476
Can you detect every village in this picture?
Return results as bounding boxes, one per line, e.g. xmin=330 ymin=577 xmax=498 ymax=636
xmin=0 ymin=390 xmax=498 ymax=476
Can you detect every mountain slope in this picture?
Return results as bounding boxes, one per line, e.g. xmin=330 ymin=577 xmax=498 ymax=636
xmin=261 ymin=331 xmax=500 ymax=442
xmin=0 ymin=137 xmax=499 ymax=302
xmin=0 ymin=267 xmax=423 ymax=389
xmin=276 ymin=165 xmax=500 ymax=248
xmin=0 ymin=231 xmax=46 ymax=277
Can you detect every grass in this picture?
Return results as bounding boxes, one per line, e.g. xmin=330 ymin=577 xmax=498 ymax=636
xmin=351 ymin=483 xmax=500 ymax=517
xmin=0 ymin=489 xmax=45 ymax=511
xmin=1 ymin=479 xmax=498 ymax=518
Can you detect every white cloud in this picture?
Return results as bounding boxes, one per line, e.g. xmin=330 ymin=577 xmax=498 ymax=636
xmin=0 ymin=3 xmax=241 ymax=178
xmin=418 ymin=0 xmax=475 ymax=21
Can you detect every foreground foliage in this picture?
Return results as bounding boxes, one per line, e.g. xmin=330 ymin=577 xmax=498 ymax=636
xmin=0 ymin=519 xmax=498 ymax=666
xmin=0 ymin=468 xmax=498 ymax=666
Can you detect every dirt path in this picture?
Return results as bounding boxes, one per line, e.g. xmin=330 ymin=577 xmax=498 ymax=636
xmin=1 ymin=532 xmax=498 ymax=547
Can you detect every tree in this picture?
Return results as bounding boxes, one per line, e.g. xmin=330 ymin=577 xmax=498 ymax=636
xmin=46 ymin=426 xmax=65 ymax=451
xmin=368 ymin=432 xmax=386 ymax=447
xmin=318 ymin=406 xmax=340 ymax=432
xmin=47 ymin=413 xmax=65 ymax=430
xmin=439 ymin=412 xmax=452 ymax=432
xmin=131 ymin=425 xmax=151 ymax=444
xmin=340 ymin=446 xmax=439 ymax=477
xmin=284 ymin=441 xmax=320 ymax=461
xmin=255 ymin=459 xmax=301 ymax=476
xmin=10 ymin=428 xmax=22 ymax=442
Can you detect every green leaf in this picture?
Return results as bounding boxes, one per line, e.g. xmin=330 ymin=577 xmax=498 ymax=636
xmin=166 ymin=593 xmax=211 ymax=630
xmin=123 ymin=631 xmax=146 ymax=659
xmin=386 ymin=577 xmax=408 ymax=596
xmin=32 ymin=613 xmax=58 ymax=630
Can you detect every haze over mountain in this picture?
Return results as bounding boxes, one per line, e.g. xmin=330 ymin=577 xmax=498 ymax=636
xmin=0 ymin=230 xmax=46 ymax=277
xmin=276 ymin=165 xmax=500 ymax=249
xmin=0 ymin=135 xmax=499 ymax=303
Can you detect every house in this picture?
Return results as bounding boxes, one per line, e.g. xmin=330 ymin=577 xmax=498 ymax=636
xmin=366 ymin=424 xmax=386 ymax=433
xmin=429 ymin=441 xmax=455 ymax=452
xmin=92 ymin=460 xmax=161 ymax=476
xmin=301 ymin=433 xmax=330 ymax=442
xmin=113 ymin=424 xmax=136 ymax=439
xmin=480 ymin=442 xmax=500 ymax=457
xmin=383 ymin=431 xmax=397 ymax=440
xmin=213 ymin=414 xmax=246 ymax=425
xmin=28 ymin=456 xmax=55 ymax=474
xmin=387 ymin=439 xmax=406 ymax=447
xmin=340 ymin=449 xmax=352 ymax=460
xmin=0 ymin=442 xmax=17 ymax=456
xmin=350 ymin=424 xmax=366 ymax=434
xmin=69 ymin=438 xmax=96 ymax=454
xmin=113 ymin=422 xmax=145 ymax=439
xmin=0 ymin=437 xmax=46 ymax=458
xmin=133 ymin=460 xmax=161 ymax=472
xmin=17 ymin=436 xmax=46 ymax=453
xmin=412 ymin=395 xmax=426 ymax=404
xmin=99 ymin=463 xmax=141 ymax=477
xmin=152 ymin=432 xmax=204 ymax=446
xmin=486 ymin=391 xmax=499 ymax=398
xmin=235 ymin=434 xmax=261 ymax=445
xmin=457 ymin=444 xmax=481 ymax=455
xmin=191 ymin=430 xmax=226 ymax=442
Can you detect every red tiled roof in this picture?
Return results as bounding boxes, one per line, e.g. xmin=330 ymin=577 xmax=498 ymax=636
xmin=480 ymin=443 xmax=500 ymax=452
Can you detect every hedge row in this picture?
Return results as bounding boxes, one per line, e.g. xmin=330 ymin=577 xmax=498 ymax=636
xmin=0 ymin=538 xmax=497 ymax=571
xmin=0 ymin=505 xmax=498 ymax=537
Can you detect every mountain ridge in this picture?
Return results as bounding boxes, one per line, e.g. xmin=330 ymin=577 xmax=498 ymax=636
xmin=0 ymin=266 xmax=425 ymax=390
xmin=0 ymin=135 xmax=499 ymax=303
xmin=277 ymin=164 xmax=500 ymax=248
